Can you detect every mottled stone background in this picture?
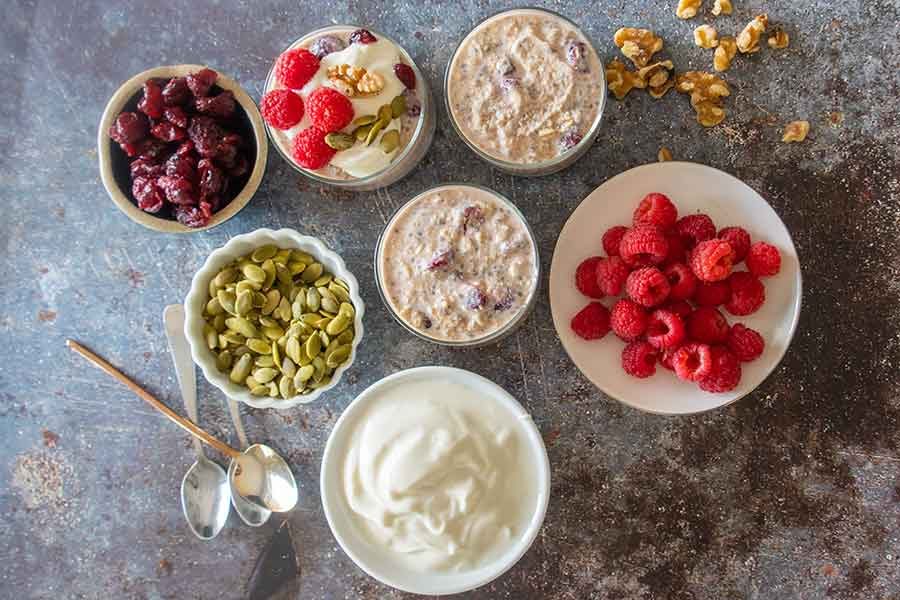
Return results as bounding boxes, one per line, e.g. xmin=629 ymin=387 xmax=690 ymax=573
xmin=1 ymin=1 xmax=898 ymax=598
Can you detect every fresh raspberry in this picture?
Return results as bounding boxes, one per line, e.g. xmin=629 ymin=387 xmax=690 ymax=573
xmin=622 ymin=340 xmax=658 ymax=378
xmin=306 ymin=87 xmax=355 ymax=132
xmin=633 ymin=192 xmax=678 ymax=230
xmin=575 ymin=256 xmax=604 ymax=298
xmin=725 ymin=271 xmax=765 ymax=316
xmin=626 ymin=267 xmax=670 ymax=307
xmin=687 ymin=306 xmax=730 ymax=344
xmin=291 ymin=126 xmax=336 ymax=169
xmin=727 ymin=324 xmax=765 ymax=362
xmin=698 ymin=346 xmax=742 ymax=393
xmin=260 ymin=89 xmax=304 ymax=130
xmin=619 ymin=225 xmax=668 ymax=267
xmin=610 ymin=299 xmax=648 ymax=341
xmin=663 ymin=262 xmax=697 ymax=301
xmin=693 ymin=280 xmax=731 ymax=307
xmin=690 ymin=239 xmax=734 ymax=282
xmin=596 ymin=256 xmax=630 ymax=296
xmin=664 ymin=232 xmax=687 ymax=265
xmin=718 ymin=227 xmax=751 ymax=262
xmin=646 ymin=309 xmax=686 ymax=349
xmin=672 ymin=342 xmax=713 ymax=382
xmin=746 ymin=242 xmax=782 ymax=277
xmin=602 ymin=225 xmax=628 ymax=257
xmin=663 ymin=299 xmax=693 ymax=319
xmin=570 ymin=302 xmax=611 ymax=340
xmin=659 ymin=345 xmax=682 ymax=371
xmin=674 ymin=214 xmax=716 ymax=250
xmin=276 ymin=48 xmax=320 ymax=89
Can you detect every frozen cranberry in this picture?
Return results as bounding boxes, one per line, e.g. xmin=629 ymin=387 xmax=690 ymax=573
xmin=309 ymin=35 xmax=345 ymax=59
xmin=136 ymin=138 xmax=168 ymax=162
xmin=150 ymin=122 xmax=187 ymax=142
xmin=130 ymin=158 xmax=163 ymax=179
xmin=427 ymin=249 xmax=453 ymax=270
xmin=402 ymin=89 xmax=421 ymax=117
xmin=348 ymin=29 xmax=377 ymax=44
xmin=138 ymin=80 xmax=164 ymax=119
xmin=164 ymin=152 xmax=196 ymax=180
xmin=163 ymin=106 xmax=189 ymax=128
xmin=132 ymin=177 xmax=165 ymax=213
xmin=157 ymin=175 xmax=195 ymax=205
xmin=565 ymin=40 xmax=589 ymax=73
xmin=186 ymin=68 xmax=217 ymax=97
xmin=462 ymin=206 xmax=484 ymax=232
xmin=162 ymin=77 xmax=191 ymax=106
xmin=560 ymin=129 xmax=583 ymax=151
xmin=188 ymin=116 xmax=225 ymax=157
xmin=228 ymin=154 xmax=249 ymax=178
xmin=175 ymin=205 xmax=210 ymax=228
xmin=195 ymin=90 xmax=236 ymax=118
xmin=466 ymin=288 xmax=487 ymax=310
xmin=393 ymin=63 xmax=416 ymax=89
xmin=198 ymin=158 xmax=227 ymax=199
xmin=109 ymin=112 xmax=149 ymax=144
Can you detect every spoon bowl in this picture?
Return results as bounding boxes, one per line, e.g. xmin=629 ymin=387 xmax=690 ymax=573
xmin=181 ymin=455 xmax=231 ymax=540
xmin=229 ymin=444 xmax=299 ymax=513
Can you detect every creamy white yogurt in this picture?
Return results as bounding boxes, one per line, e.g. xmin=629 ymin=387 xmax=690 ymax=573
xmin=340 ymin=376 xmax=538 ymax=572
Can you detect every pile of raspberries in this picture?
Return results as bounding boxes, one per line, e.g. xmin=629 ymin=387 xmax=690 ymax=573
xmin=570 ymin=192 xmax=782 ymax=393
xmin=108 ymin=68 xmax=250 ymax=228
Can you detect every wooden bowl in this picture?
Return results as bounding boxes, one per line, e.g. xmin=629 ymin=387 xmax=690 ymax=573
xmin=97 ymin=64 xmax=267 ymax=233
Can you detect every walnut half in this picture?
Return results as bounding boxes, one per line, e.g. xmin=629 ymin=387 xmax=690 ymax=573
xmin=676 ymin=71 xmax=730 ymax=127
xmin=613 ymin=28 xmax=664 ymax=67
xmin=782 ymin=120 xmax=810 ymax=142
xmin=712 ymin=0 xmax=733 ymax=16
xmin=658 ymin=147 xmax=673 ymax=162
xmin=638 ymin=60 xmax=675 ymax=98
xmin=676 ymin=0 xmax=703 ymax=19
xmin=714 ymin=37 xmax=738 ymax=72
xmin=694 ymin=25 xmax=719 ymax=48
xmin=606 ymin=58 xmax=646 ymax=100
xmin=736 ymin=14 xmax=769 ymax=54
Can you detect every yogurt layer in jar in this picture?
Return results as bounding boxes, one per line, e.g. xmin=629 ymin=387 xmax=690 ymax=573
xmin=376 ymin=184 xmax=539 ymax=345
xmin=264 ymin=26 xmax=434 ymax=190
xmin=445 ymin=8 xmax=605 ymax=175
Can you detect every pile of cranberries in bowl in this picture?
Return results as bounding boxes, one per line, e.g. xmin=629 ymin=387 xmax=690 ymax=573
xmin=570 ymin=192 xmax=782 ymax=393
xmin=107 ymin=68 xmax=253 ymax=228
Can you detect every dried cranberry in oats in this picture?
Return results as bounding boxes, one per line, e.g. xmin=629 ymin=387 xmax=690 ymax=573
xmin=393 ymin=63 xmax=416 ymax=89
xmin=163 ymin=106 xmax=189 ymax=128
xmin=198 ymin=158 xmax=227 ymax=199
xmin=132 ymin=177 xmax=165 ymax=213
xmin=109 ymin=112 xmax=148 ymax=144
xmin=130 ymin=158 xmax=163 ymax=179
xmin=500 ymin=76 xmax=519 ymax=92
xmin=162 ymin=76 xmax=191 ymax=106
xmin=349 ymin=29 xmax=377 ymax=44
xmin=309 ymin=35 xmax=346 ymax=59
xmin=494 ymin=289 xmax=515 ymax=311
xmin=175 ymin=204 xmax=210 ymax=228
xmin=188 ymin=116 xmax=225 ymax=157
xmin=195 ymin=90 xmax=236 ymax=118
xmin=157 ymin=175 xmax=195 ymax=205
xmin=462 ymin=206 xmax=484 ymax=232
xmin=565 ymin=40 xmax=589 ymax=72
xmin=427 ymin=249 xmax=453 ymax=270
xmin=164 ymin=151 xmax=196 ymax=179
xmin=560 ymin=130 xmax=583 ymax=151
xmin=466 ymin=288 xmax=487 ymax=310
xmin=138 ymin=80 xmax=164 ymax=118
xmin=151 ymin=122 xmax=187 ymax=142
xmin=186 ymin=68 xmax=217 ymax=97
xmin=402 ymin=89 xmax=421 ymax=117
xmin=136 ymin=138 xmax=168 ymax=162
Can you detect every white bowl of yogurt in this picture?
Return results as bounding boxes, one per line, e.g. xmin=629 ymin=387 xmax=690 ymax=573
xmin=320 ymin=366 xmax=550 ymax=595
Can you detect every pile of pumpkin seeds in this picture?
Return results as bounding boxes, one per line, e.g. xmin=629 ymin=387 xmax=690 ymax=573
xmin=324 ymin=94 xmax=406 ymax=154
xmin=202 ymin=244 xmax=356 ymax=399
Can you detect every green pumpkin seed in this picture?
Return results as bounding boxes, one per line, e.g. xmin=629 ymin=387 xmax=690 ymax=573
xmin=275 ymin=263 xmax=292 ymax=286
xmin=314 ymin=274 xmax=333 ymax=287
xmin=208 ymin=278 xmax=219 ymax=300
xmin=262 ymin=325 xmax=284 ymax=340
xmin=253 ymin=367 xmax=279 ymax=383
xmin=245 ymin=375 xmax=261 ymax=389
xmin=325 ymin=315 xmax=350 ymax=336
xmin=296 ymin=345 xmax=312 ymax=366
xmin=309 ymin=376 xmax=331 ymax=389
xmin=212 ymin=314 xmax=226 ymax=332
xmin=215 ymin=268 xmax=237 ymax=287
xmin=235 ymin=280 xmax=261 ymax=295
xmin=281 ymin=357 xmax=297 ymax=378
xmin=232 ymin=344 xmax=251 ymax=357
xmin=272 ymin=342 xmax=282 ymax=370
xmin=353 ymin=114 xmax=378 ymax=126
xmin=260 ymin=289 xmax=279 ymax=316
xmin=259 ymin=315 xmax=278 ymax=328
xmin=354 ymin=123 xmax=373 ymax=141
xmin=252 ymin=291 xmax=267 ymax=308
xmin=277 ymin=297 xmax=292 ymax=322
xmin=261 ymin=259 xmax=276 ymax=290
xmin=216 ymin=350 xmax=233 ymax=371
xmin=314 ymin=316 xmax=332 ymax=330
xmin=320 ymin=296 xmax=340 ymax=314
xmin=247 ymin=338 xmax=272 ymax=355
xmin=285 ymin=336 xmax=302 ymax=365
xmin=337 ymin=328 xmax=355 ymax=345
xmin=279 ymin=374 xmax=294 ymax=399
xmin=339 ymin=302 xmax=355 ymax=318
xmin=324 ymin=132 xmax=356 ymax=151
xmin=391 ymin=94 xmax=407 ymax=118
xmin=251 ymin=244 xmax=278 ymax=263
xmin=312 ymin=356 xmax=326 ymax=382
xmin=274 ymin=248 xmax=292 ymax=264
xmin=334 ymin=277 xmax=350 ymax=290
xmin=306 ymin=288 xmax=321 ymax=312
xmin=288 ymin=261 xmax=307 ymax=275
xmin=250 ymin=385 xmax=270 ymax=396
xmin=319 ymin=331 xmax=331 ymax=347
xmin=377 ymin=104 xmax=393 ymax=124
xmin=300 ymin=262 xmax=323 ymax=283
xmin=254 ymin=355 xmax=275 ymax=368
xmin=291 ymin=250 xmax=314 ymax=264
xmin=220 ymin=330 xmax=246 ymax=346
xmin=235 ymin=290 xmax=254 ymax=316
xmin=225 ymin=316 xmax=258 ymax=339
xmin=204 ymin=324 xmax=219 ymax=350
xmin=230 ymin=354 xmax=252 ymax=383
xmin=295 ymin=364 xmax=315 ymax=382
xmin=293 ymin=374 xmax=308 ymax=391
xmin=300 ymin=313 xmax=320 ymax=326
xmin=379 ymin=129 xmax=400 ymax=154
xmin=205 ymin=297 xmax=223 ymax=316
xmin=326 ymin=345 xmax=351 ymax=369
xmin=217 ymin=290 xmax=237 ymax=315
xmin=292 ymin=299 xmax=305 ymax=320
xmin=329 ymin=283 xmax=351 ymax=302
xmin=242 ymin=264 xmax=266 ymax=283
xmin=364 ymin=119 xmax=385 ymax=146
xmin=305 ymin=333 xmax=321 ymax=359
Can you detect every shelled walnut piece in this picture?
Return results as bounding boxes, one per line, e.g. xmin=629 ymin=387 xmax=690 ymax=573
xmin=714 ymin=37 xmax=738 ymax=71
xmin=736 ymin=14 xmax=769 ymax=53
xmin=782 ymin=120 xmax=810 ymax=142
xmin=606 ymin=58 xmax=646 ymax=100
xmin=768 ymin=28 xmax=790 ymax=49
xmin=327 ymin=64 xmax=384 ymax=97
xmin=614 ymin=28 xmax=664 ymax=67
xmin=676 ymin=71 xmax=730 ymax=127
xmin=676 ymin=0 xmax=703 ymax=19
xmin=639 ymin=61 xmax=675 ymax=98
xmin=694 ymin=25 xmax=719 ymax=48
xmin=658 ymin=147 xmax=673 ymax=161
xmin=712 ymin=0 xmax=733 ymax=15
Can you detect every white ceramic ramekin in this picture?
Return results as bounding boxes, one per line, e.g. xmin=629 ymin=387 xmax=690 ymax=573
xmin=183 ymin=228 xmax=365 ymax=409
xmin=320 ymin=366 xmax=550 ymax=595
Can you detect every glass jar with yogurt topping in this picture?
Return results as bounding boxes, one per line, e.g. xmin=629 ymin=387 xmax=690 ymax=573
xmin=375 ymin=184 xmax=540 ymax=347
xmin=444 ymin=8 xmax=606 ymax=176
xmin=264 ymin=26 xmax=435 ymax=191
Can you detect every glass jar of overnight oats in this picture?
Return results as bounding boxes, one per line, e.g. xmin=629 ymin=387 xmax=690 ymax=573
xmin=375 ymin=184 xmax=540 ymax=347
xmin=444 ymin=8 xmax=606 ymax=176
xmin=263 ymin=26 xmax=435 ymax=191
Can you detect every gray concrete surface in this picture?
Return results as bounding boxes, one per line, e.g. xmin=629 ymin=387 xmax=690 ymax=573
xmin=2 ymin=1 xmax=899 ymax=598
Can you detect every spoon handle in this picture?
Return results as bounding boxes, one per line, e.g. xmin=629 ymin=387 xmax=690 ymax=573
xmin=66 ymin=339 xmax=241 ymax=460
xmin=163 ymin=305 xmax=203 ymax=457
xmin=227 ymin=398 xmax=250 ymax=449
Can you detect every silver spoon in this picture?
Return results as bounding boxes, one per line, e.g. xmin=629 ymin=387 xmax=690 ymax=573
xmin=65 ymin=339 xmax=299 ymax=514
xmin=163 ymin=305 xmax=230 ymax=541
xmin=226 ymin=397 xmax=271 ymax=526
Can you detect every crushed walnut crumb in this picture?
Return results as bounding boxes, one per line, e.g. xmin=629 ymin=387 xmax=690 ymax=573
xmin=694 ymin=25 xmax=719 ymax=48
xmin=676 ymin=0 xmax=703 ymax=19
xmin=782 ymin=120 xmax=810 ymax=142
xmin=737 ymin=14 xmax=769 ymax=53
xmin=712 ymin=0 xmax=733 ymax=15
xmin=714 ymin=37 xmax=738 ymax=72
xmin=768 ymin=28 xmax=790 ymax=49
xmin=658 ymin=147 xmax=673 ymax=162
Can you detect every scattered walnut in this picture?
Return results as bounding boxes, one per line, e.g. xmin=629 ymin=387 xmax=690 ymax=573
xmin=327 ymin=64 xmax=383 ymax=97
xmin=638 ymin=60 xmax=675 ymax=98
xmin=736 ymin=14 xmax=768 ymax=54
xmin=694 ymin=25 xmax=719 ymax=48
xmin=676 ymin=0 xmax=703 ymax=19
xmin=768 ymin=28 xmax=790 ymax=49
xmin=606 ymin=58 xmax=646 ymax=100
xmin=676 ymin=71 xmax=730 ymax=127
xmin=782 ymin=120 xmax=810 ymax=142
xmin=712 ymin=0 xmax=733 ymax=15
xmin=613 ymin=28 xmax=664 ymax=68
xmin=695 ymin=101 xmax=726 ymax=127
xmin=658 ymin=147 xmax=673 ymax=162
xmin=714 ymin=37 xmax=738 ymax=71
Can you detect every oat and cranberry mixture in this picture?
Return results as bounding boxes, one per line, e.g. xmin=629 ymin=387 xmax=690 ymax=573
xmin=379 ymin=186 xmax=538 ymax=342
xmin=447 ymin=9 xmax=602 ymax=165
